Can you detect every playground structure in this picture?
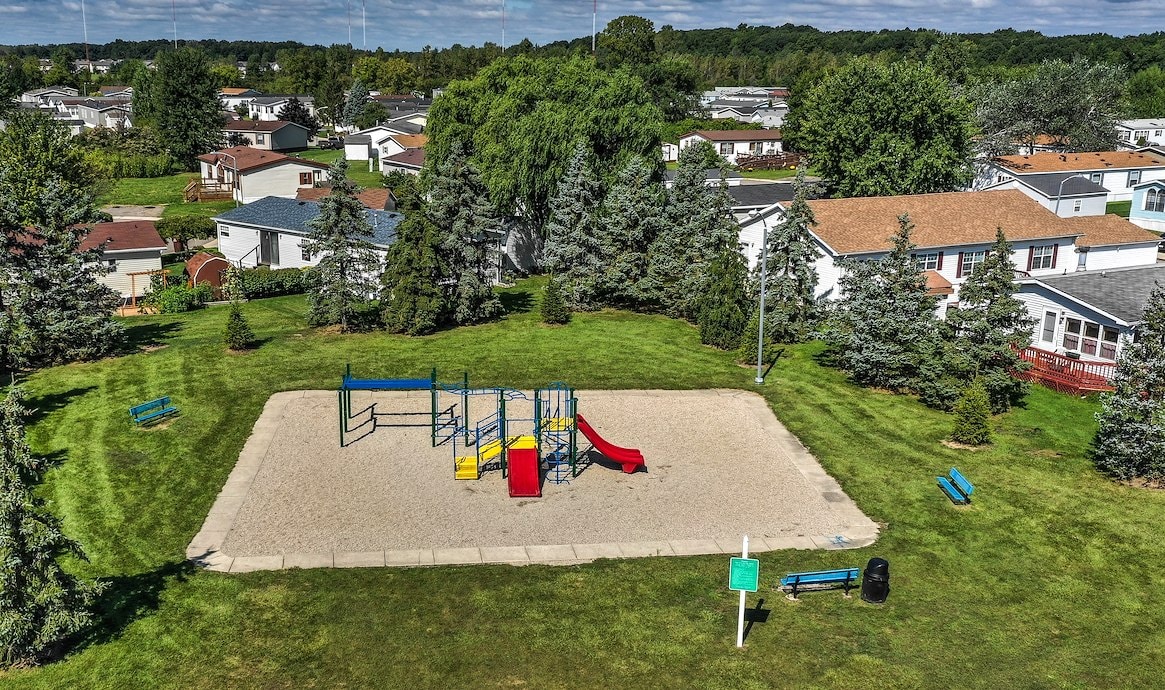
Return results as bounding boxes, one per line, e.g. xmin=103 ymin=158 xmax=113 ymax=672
xmin=338 ymin=366 xmax=644 ymax=498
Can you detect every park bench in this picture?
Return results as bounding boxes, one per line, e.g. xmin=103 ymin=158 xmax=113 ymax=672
xmin=130 ymin=396 xmax=178 ymax=426
xmin=937 ymin=467 xmax=974 ymax=505
xmin=779 ymin=567 xmax=860 ymax=599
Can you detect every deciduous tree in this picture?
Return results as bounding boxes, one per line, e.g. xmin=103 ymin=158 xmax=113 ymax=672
xmin=277 ymin=97 xmax=320 ymax=138
xmin=133 ymin=47 xmax=224 ymax=169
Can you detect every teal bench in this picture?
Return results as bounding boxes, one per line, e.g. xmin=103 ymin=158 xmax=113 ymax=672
xmin=779 ymin=567 xmax=860 ymax=599
xmin=937 ymin=467 xmax=974 ymax=505
xmin=130 ymin=397 xmax=178 ymax=425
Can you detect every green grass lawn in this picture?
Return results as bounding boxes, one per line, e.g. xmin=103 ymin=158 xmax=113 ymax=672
xmin=1106 ymin=200 xmax=1132 ymax=218
xmin=160 ymin=200 xmax=238 ymax=220
xmin=296 ymin=148 xmax=385 ymax=189
xmin=6 ymin=280 xmax=1165 ymax=688
xmin=97 ymin=173 xmax=198 ymax=207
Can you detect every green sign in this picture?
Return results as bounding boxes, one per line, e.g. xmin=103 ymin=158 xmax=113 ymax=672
xmin=729 ymin=557 xmax=759 ymax=592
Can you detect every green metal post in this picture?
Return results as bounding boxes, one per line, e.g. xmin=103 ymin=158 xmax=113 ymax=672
xmin=499 ymin=392 xmax=507 ymax=477
xmin=534 ymin=388 xmax=542 ymax=458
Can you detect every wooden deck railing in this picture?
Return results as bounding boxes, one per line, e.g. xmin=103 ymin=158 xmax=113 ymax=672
xmin=1014 ymin=347 xmax=1116 ymax=395
xmin=184 ymin=180 xmax=233 ymax=202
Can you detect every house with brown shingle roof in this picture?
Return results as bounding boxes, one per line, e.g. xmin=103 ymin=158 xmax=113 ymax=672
xmin=220 ymin=119 xmax=310 ymax=152
xmin=196 ymin=146 xmax=330 ymax=204
xmin=678 ymin=130 xmax=782 ymax=165
xmin=976 ymin=150 xmax=1165 ymax=203
xmin=737 ymin=189 xmax=1160 ymax=320
xmin=78 ymin=221 xmax=167 ymax=299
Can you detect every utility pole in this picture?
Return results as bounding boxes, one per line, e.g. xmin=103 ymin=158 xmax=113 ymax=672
xmin=171 ymin=0 xmax=178 ymax=49
xmin=347 ymin=0 xmax=352 ymax=46
xmin=362 ymin=0 xmax=367 ymax=50
xmin=592 ymin=0 xmax=597 ymax=54
xmin=501 ymin=0 xmax=506 ymax=54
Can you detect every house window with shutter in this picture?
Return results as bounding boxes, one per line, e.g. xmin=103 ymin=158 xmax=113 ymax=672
xmin=1073 ymin=200 xmax=1082 ymax=212
xmin=915 ymin=252 xmax=939 ymax=270
xmin=1146 ymin=189 xmax=1165 ymax=213
xmin=299 ymin=172 xmax=312 ymax=185
xmin=958 ymin=251 xmax=985 ymax=278
xmin=1029 ymin=244 xmax=1056 ymax=271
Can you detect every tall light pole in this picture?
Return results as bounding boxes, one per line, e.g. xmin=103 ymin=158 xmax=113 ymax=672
xmin=748 ymin=209 xmax=770 ymax=384
xmin=1054 ymin=173 xmax=1091 ymax=216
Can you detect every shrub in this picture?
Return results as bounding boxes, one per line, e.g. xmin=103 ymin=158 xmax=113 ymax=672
xmin=83 ymin=149 xmax=175 ymax=178
xmin=240 ymin=267 xmax=316 ymax=299
xmin=155 ymin=216 xmax=216 ymax=251
xmin=736 ymin=309 xmax=779 ymax=365
xmin=224 ymin=303 xmax=257 ymax=350
xmin=541 ymin=277 xmax=572 ymax=325
xmin=951 ymin=379 xmax=992 ymax=446
xmin=141 ymin=282 xmax=213 ymax=314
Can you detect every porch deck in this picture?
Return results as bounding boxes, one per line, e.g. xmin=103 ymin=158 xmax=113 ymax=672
xmin=1015 ymin=347 xmax=1116 ymax=395
xmin=184 ymin=179 xmax=234 ymax=202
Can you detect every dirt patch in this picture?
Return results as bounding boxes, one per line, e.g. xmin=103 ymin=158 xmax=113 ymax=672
xmin=941 ymin=439 xmax=987 ymax=451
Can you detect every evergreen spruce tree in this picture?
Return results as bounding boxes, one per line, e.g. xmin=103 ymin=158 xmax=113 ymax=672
xmin=696 ymin=241 xmax=751 ymax=350
xmin=543 ymin=142 xmax=604 ymax=309
xmin=822 ymin=213 xmax=941 ymax=391
xmin=0 ymin=387 xmax=103 ymax=668
xmin=2 ymin=180 xmax=122 ymax=370
xmin=595 ymin=155 xmax=664 ymax=307
xmin=951 ymin=378 xmax=993 ymax=446
xmin=224 ymin=303 xmax=256 ymax=350
xmin=302 ymin=160 xmax=383 ymax=331
xmin=541 ymin=276 xmax=572 ymax=325
xmin=1092 ymin=283 xmax=1165 ymax=480
xmin=643 ymin=141 xmax=739 ymax=319
xmin=945 ymin=228 xmax=1035 ymax=412
xmin=426 ymin=142 xmax=503 ymax=325
xmin=380 ymin=211 xmax=446 ymax=335
xmin=761 ymin=165 xmax=821 ymax=343
xmin=341 ymin=80 xmax=370 ymax=129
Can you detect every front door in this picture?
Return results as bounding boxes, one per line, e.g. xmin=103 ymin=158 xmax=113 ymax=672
xmin=259 ymin=231 xmax=280 ymax=266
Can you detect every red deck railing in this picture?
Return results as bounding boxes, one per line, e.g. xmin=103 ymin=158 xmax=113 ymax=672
xmin=1014 ymin=347 xmax=1116 ymax=395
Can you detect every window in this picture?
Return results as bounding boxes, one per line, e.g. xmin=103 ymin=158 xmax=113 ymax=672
xmin=301 ymin=244 xmax=312 ymax=262
xmin=749 ymin=142 xmax=762 ymax=154
xmin=106 ymin=258 xmax=117 ymax=271
xmin=256 ymin=133 xmax=266 ymax=144
xmin=299 ymin=172 xmax=313 ymax=185
xmin=958 ymin=250 xmax=985 ymax=278
xmin=1156 ymin=130 xmax=1163 ymax=137
xmin=719 ymin=143 xmax=733 ymax=156
xmin=1146 ymin=188 xmax=1165 ymax=213
xmin=1041 ymin=312 xmax=1057 ymax=343
xmin=1073 ymin=199 xmax=1082 ymax=212
xmin=914 ymin=252 xmax=940 ymax=270
xmin=218 ymin=224 xmax=230 ymax=238
xmin=1029 ymin=244 xmax=1057 ymax=271
xmin=1090 ymin=172 xmax=1102 ymax=184
xmin=1063 ymin=318 xmax=1121 ymax=361
xmin=1128 ymin=170 xmax=1142 ymax=186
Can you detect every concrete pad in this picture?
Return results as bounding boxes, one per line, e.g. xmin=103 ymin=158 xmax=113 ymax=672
xmin=763 ymin=536 xmax=818 ymax=551
xmin=197 ymin=513 xmax=238 ymax=533
xmin=525 ymin=544 xmax=579 ymax=563
xmin=668 ymin=539 xmax=723 ymax=556
xmin=417 ymin=549 xmax=436 ymax=566
xmin=385 ymin=549 xmax=423 ymax=567
xmin=230 ymin=555 xmax=283 ymax=572
xmin=810 ymin=535 xmax=854 ymax=550
xmin=334 ymin=551 xmax=386 ymax=568
xmin=284 ymin=553 xmax=333 ymax=569
xmin=571 ymin=542 xmax=624 ymax=560
xmin=433 ymin=547 xmax=482 ymax=565
xmin=617 ymin=541 xmax=675 ymax=558
xmin=186 ymin=530 xmax=227 ymax=555
xmin=479 ymin=546 xmax=530 ymax=564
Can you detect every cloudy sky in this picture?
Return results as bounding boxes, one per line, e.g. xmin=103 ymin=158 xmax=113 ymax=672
xmin=0 ymin=0 xmax=1158 ymax=50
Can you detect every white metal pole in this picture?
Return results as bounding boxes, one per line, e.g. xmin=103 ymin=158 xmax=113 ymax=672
xmin=736 ymin=535 xmax=749 ymax=648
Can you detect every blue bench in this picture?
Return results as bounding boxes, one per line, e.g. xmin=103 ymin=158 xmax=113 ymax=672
xmin=937 ymin=467 xmax=974 ymax=505
xmin=779 ymin=567 xmax=860 ymax=599
xmin=130 ymin=397 xmax=178 ymax=425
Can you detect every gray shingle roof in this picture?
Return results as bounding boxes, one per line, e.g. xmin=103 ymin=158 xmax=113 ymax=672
xmin=214 ymin=196 xmax=401 ymax=248
xmin=728 ymin=183 xmax=796 ymax=208
xmin=1035 ymin=264 xmax=1165 ymax=324
xmin=1013 ymin=173 xmax=1108 ymax=198
xmin=664 ymin=168 xmax=743 ymax=182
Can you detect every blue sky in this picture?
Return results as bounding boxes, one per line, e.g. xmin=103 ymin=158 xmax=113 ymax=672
xmin=0 ymin=0 xmax=1158 ymax=50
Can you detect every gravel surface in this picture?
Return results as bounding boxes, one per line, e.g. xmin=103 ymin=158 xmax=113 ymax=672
xmin=221 ymin=390 xmax=865 ymax=556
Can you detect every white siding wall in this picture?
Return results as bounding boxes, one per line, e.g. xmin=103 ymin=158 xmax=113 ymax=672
xmin=217 ymin=222 xmax=261 ymax=266
xmin=1130 ymin=217 xmax=1165 ymax=233
xmin=1079 ymin=243 xmax=1159 ymax=271
xmin=239 ymin=164 xmax=322 ymax=203
xmin=345 ymin=141 xmax=372 ymax=161
xmin=1016 ymin=284 xmax=1134 ymax=362
xmin=274 ymin=232 xmax=313 ymax=270
xmin=100 ymin=251 xmax=163 ymax=297
xmin=977 ymin=165 xmax=1165 ymax=202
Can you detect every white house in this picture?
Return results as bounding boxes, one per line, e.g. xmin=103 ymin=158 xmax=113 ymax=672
xmin=679 ymin=130 xmax=783 ymax=166
xmin=1116 ymin=119 xmax=1165 ymax=149
xmin=1016 ymin=264 xmax=1165 ymax=364
xmin=214 ymin=196 xmax=401 ymax=270
xmin=195 ymin=146 xmax=330 ymax=204
xmin=343 ymin=125 xmax=426 ymax=165
xmin=248 ymin=95 xmax=316 ymax=121
xmin=219 ymin=87 xmax=263 ymax=112
xmin=981 ymin=172 xmax=1109 ymax=217
xmin=381 ymin=148 xmax=425 ymax=176
xmin=976 ymin=150 xmax=1165 ymax=202
xmin=20 ymin=86 xmax=79 ymax=104
xmin=56 ymin=98 xmax=132 ymax=129
xmin=80 ymin=221 xmax=167 ymax=299
xmin=751 ymin=104 xmax=788 ymax=129
xmin=736 ymin=189 xmax=1160 ymax=318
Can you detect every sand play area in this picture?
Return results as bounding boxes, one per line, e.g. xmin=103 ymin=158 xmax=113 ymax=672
xmin=188 ymin=389 xmax=878 ymax=573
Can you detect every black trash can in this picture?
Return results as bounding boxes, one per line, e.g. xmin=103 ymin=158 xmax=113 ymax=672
xmin=861 ymin=557 xmax=890 ymax=604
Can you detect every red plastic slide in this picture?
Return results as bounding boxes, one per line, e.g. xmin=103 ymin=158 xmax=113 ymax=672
xmin=507 ymin=447 xmax=541 ymax=498
xmin=576 ymin=414 xmax=645 ymax=474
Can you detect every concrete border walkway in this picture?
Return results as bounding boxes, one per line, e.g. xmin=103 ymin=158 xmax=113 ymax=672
xmin=187 ymin=390 xmax=879 ymax=573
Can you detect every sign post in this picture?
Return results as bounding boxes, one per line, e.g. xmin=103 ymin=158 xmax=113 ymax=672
xmin=728 ymin=535 xmax=759 ymax=648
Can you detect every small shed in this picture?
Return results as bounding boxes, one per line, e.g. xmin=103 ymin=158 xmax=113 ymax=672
xmin=344 ymin=134 xmax=372 ymax=162
xmin=187 ymin=252 xmax=232 ymax=291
